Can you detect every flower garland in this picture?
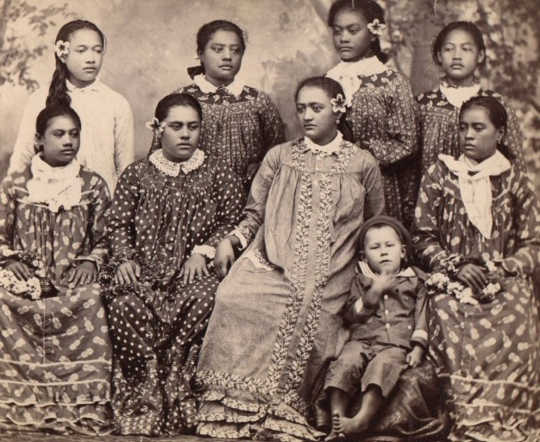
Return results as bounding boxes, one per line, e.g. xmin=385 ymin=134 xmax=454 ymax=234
xmin=0 ymin=254 xmax=48 ymax=300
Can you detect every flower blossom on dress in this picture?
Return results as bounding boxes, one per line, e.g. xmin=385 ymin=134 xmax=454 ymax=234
xmin=330 ymin=93 xmax=347 ymax=114
xmin=55 ymin=40 xmax=70 ymax=58
xmin=367 ymin=19 xmax=386 ymax=36
xmin=145 ymin=117 xmax=167 ymax=136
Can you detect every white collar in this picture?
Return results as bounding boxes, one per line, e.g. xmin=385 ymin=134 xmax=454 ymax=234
xmin=326 ymin=56 xmax=387 ymax=105
xmin=193 ymin=74 xmax=245 ymax=97
xmin=439 ymin=151 xmax=510 ymax=239
xmin=149 ymin=148 xmax=206 ymax=177
xmin=358 ymin=260 xmax=416 ymax=279
xmin=304 ymin=131 xmax=344 ymax=156
xmin=439 ymin=82 xmax=481 ymax=108
xmin=25 ymin=155 xmax=83 ymax=212
xmin=65 ymin=78 xmax=103 ymax=94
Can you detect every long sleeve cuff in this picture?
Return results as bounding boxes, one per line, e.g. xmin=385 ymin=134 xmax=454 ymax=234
xmin=411 ymin=329 xmax=428 ymax=349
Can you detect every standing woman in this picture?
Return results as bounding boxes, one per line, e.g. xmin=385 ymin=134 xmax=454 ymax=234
xmin=416 ymin=21 xmax=526 ymax=176
xmin=326 ymin=0 xmax=418 ymax=227
xmin=8 ymin=19 xmax=134 ymax=193
xmin=171 ymin=20 xmax=285 ymax=187
xmin=101 ymin=93 xmax=245 ymax=436
xmin=0 ymin=105 xmax=112 ymax=434
xmin=414 ymin=96 xmax=539 ymax=441
xmin=196 ymin=77 xmax=384 ymax=441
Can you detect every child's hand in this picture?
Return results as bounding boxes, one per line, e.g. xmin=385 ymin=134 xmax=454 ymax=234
xmin=372 ymin=272 xmax=397 ymax=293
xmin=353 ymin=297 xmax=365 ymax=315
xmin=406 ymin=345 xmax=425 ymax=368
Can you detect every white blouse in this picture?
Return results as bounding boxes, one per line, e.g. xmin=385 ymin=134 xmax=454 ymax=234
xmin=8 ymin=79 xmax=134 ymax=193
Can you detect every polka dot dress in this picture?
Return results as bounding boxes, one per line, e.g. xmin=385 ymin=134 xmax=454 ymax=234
xmin=100 ymin=156 xmax=245 ymax=435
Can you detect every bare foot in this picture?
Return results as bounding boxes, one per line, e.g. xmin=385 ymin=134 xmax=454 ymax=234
xmin=335 ymin=414 xmax=369 ymax=437
xmin=324 ymin=413 xmax=346 ymax=442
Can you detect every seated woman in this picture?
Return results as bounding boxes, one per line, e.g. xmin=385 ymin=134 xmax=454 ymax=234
xmin=195 ymin=76 xmax=385 ymax=441
xmin=0 ymin=105 xmax=112 ymax=434
xmin=100 ymin=93 xmax=245 ymax=436
xmin=413 ymin=95 xmax=540 ymax=441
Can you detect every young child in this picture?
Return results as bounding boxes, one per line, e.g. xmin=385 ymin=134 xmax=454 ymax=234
xmin=326 ymin=0 xmax=418 ymax=228
xmin=8 ymin=19 xmax=134 ymax=193
xmin=170 ymin=20 xmax=284 ymax=188
xmin=416 ymin=21 xmax=526 ymax=176
xmin=323 ymin=215 xmax=428 ymax=441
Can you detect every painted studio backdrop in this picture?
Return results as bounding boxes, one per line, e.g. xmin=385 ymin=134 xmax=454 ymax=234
xmin=0 ymin=0 xmax=538 ymax=187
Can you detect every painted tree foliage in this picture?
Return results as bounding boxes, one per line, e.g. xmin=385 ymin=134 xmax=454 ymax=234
xmin=0 ymin=0 xmax=71 ymax=91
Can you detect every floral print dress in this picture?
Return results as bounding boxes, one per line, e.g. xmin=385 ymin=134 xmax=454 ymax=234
xmin=100 ymin=149 xmax=245 ymax=436
xmin=0 ymin=160 xmax=112 ymax=435
xmin=413 ymin=159 xmax=540 ymax=442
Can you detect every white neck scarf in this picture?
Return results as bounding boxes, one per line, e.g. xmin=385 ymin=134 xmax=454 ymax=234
xmin=326 ymin=56 xmax=387 ymax=105
xmin=439 ymin=151 xmax=511 ymax=239
xmin=193 ymin=74 xmax=245 ymax=97
xmin=304 ymin=131 xmax=344 ymax=156
xmin=25 ymin=155 xmax=82 ymax=212
xmin=149 ymin=148 xmax=206 ymax=177
xmin=439 ymin=82 xmax=481 ymax=108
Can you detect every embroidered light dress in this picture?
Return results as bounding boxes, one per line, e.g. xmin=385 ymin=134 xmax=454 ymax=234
xmin=416 ymin=83 xmax=526 ymax=176
xmin=413 ymin=155 xmax=540 ymax=441
xmin=0 ymin=156 xmax=112 ymax=434
xmin=172 ymin=75 xmax=285 ymax=186
xmin=100 ymin=149 xmax=245 ymax=436
xmin=327 ymin=57 xmax=418 ymax=227
xmin=8 ymin=80 xmax=135 ymax=193
xmin=195 ymin=135 xmax=385 ymax=441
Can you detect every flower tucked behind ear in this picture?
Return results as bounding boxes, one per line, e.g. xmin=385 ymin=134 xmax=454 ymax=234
xmin=330 ymin=93 xmax=347 ymax=114
xmin=367 ymin=19 xmax=386 ymax=36
xmin=145 ymin=117 xmax=167 ymax=136
xmin=55 ymin=40 xmax=70 ymax=58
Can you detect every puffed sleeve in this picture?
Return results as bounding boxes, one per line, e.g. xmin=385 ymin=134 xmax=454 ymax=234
xmin=500 ymin=170 xmax=540 ymax=276
xmin=352 ymin=73 xmax=418 ymax=167
xmin=497 ymin=95 xmax=526 ymax=173
xmin=192 ymin=168 xmax=246 ymax=258
xmin=0 ymin=174 xmax=19 ymax=264
xmin=361 ymin=152 xmax=385 ymax=219
xmin=232 ymin=145 xmax=282 ymax=247
xmin=257 ymin=92 xmax=285 ymax=160
xmin=105 ymin=162 xmax=142 ymax=264
xmin=74 ymin=174 xmax=111 ymax=270
xmin=113 ymin=94 xmax=135 ymax=175
xmin=412 ymin=162 xmax=465 ymax=273
xmin=410 ymin=278 xmax=428 ymax=349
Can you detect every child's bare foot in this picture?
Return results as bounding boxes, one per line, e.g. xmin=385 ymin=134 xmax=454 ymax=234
xmin=324 ymin=413 xmax=346 ymax=442
xmin=335 ymin=414 xmax=369 ymax=437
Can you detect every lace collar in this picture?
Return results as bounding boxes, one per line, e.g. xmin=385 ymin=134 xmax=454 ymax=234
xmin=193 ymin=74 xmax=245 ymax=97
xmin=326 ymin=56 xmax=387 ymax=105
xmin=439 ymin=79 xmax=481 ymax=108
xmin=149 ymin=148 xmax=206 ymax=177
xmin=25 ymin=155 xmax=83 ymax=212
xmin=303 ymin=131 xmax=344 ymax=156
xmin=65 ymin=78 xmax=103 ymax=94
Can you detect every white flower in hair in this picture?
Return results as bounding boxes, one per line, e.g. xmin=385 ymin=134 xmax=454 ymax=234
xmin=145 ymin=117 xmax=167 ymax=136
xmin=367 ymin=18 xmax=386 ymax=36
xmin=330 ymin=93 xmax=347 ymax=113
xmin=55 ymin=40 xmax=70 ymax=58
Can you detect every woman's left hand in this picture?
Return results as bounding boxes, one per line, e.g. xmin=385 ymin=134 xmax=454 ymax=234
xmin=65 ymin=260 xmax=97 ymax=287
xmin=180 ymin=254 xmax=209 ymax=285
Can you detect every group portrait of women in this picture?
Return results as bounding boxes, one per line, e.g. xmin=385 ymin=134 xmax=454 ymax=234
xmin=0 ymin=1 xmax=538 ymax=442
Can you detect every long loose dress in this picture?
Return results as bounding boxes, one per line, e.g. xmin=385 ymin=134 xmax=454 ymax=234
xmin=101 ymin=149 xmax=245 ymax=436
xmin=327 ymin=57 xmax=418 ymax=228
xmin=196 ymin=136 xmax=385 ymax=441
xmin=173 ymin=75 xmax=285 ymax=186
xmin=0 ymin=160 xmax=112 ymax=434
xmin=416 ymin=86 xmax=526 ymax=175
xmin=413 ymin=158 xmax=540 ymax=441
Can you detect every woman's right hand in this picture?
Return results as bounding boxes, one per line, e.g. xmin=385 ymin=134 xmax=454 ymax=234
xmin=215 ymin=238 xmax=236 ymax=279
xmin=114 ymin=260 xmax=141 ymax=285
xmin=456 ymin=263 xmax=487 ymax=293
xmin=5 ymin=259 xmax=32 ymax=281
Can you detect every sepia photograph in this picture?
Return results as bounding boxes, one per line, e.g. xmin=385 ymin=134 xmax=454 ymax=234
xmin=0 ymin=0 xmax=538 ymax=441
